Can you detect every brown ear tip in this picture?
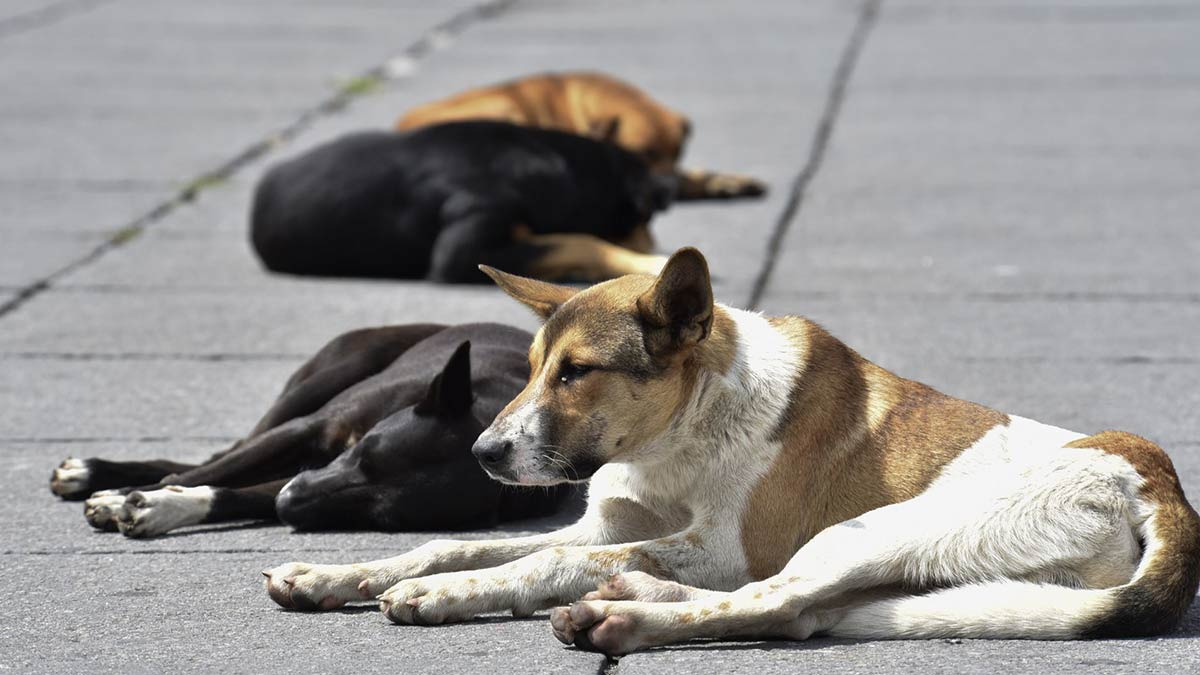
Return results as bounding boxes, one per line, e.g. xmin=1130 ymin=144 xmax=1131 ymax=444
xmin=668 ymin=247 xmax=709 ymax=270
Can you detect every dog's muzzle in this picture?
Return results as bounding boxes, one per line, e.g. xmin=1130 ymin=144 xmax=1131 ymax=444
xmin=471 ymin=436 xmax=513 ymax=473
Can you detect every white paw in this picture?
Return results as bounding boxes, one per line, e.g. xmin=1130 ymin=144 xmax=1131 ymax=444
xmin=378 ymin=573 xmax=494 ymax=625
xmin=50 ymin=457 xmax=91 ymax=498
xmin=84 ymin=491 xmax=128 ymax=531
xmin=262 ymin=562 xmax=370 ymax=611
xmin=550 ymin=600 xmax=642 ymax=655
xmin=116 ymin=485 xmax=213 ymax=538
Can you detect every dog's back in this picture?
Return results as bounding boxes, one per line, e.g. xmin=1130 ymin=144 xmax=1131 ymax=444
xmin=396 ymin=72 xmax=690 ymax=173
xmin=250 ymin=122 xmax=665 ymax=281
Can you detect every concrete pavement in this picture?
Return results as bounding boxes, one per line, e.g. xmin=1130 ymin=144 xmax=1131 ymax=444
xmin=2 ymin=0 xmax=1199 ymax=672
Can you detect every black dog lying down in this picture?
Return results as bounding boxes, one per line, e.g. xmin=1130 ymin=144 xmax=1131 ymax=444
xmin=49 ymin=323 xmax=567 ymax=537
xmin=250 ymin=121 xmax=674 ymax=284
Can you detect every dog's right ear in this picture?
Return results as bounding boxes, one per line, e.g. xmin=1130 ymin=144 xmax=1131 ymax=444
xmin=637 ymin=247 xmax=713 ymax=357
xmin=416 ymin=341 xmax=473 ymax=417
xmin=479 ymin=265 xmax=577 ymax=320
xmin=587 ymin=116 xmax=622 ymax=144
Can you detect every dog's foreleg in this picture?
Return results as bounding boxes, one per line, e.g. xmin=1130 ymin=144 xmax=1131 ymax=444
xmin=50 ymin=457 xmax=197 ymax=501
xmin=117 ymin=479 xmax=287 ymax=539
xmin=374 ymin=530 xmax=729 ymax=625
xmin=263 ymin=523 xmax=602 ymax=611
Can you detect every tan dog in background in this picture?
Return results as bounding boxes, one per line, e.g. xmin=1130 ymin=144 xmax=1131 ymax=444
xmin=396 ymin=72 xmax=766 ymax=201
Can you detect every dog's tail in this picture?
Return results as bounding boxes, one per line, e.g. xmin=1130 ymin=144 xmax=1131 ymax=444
xmin=831 ymin=483 xmax=1200 ymax=640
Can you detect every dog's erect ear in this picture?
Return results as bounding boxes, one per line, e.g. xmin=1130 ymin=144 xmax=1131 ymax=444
xmin=416 ymin=341 xmax=473 ymax=417
xmin=587 ymin=116 xmax=622 ymax=144
xmin=637 ymin=247 xmax=713 ymax=356
xmin=479 ymin=265 xmax=577 ymax=320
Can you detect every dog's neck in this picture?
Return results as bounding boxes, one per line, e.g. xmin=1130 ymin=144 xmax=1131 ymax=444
xmin=622 ymin=305 xmax=805 ymax=506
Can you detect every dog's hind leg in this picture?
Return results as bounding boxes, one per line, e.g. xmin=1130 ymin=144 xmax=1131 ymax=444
xmin=673 ymin=168 xmax=767 ymax=201
xmin=50 ymin=457 xmax=197 ymax=501
xmin=168 ymin=418 xmax=334 ymax=490
xmin=554 ymin=437 xmax=1147 ymax=654
xmin=517 ymin=233 xmax=668 ymax=282
xmin=582 ymin=572 xmax=721 ymax=603
xmin=241 ymin=324 xmax=445 ymax=438
xmin=116 ymin=479 xmax=288 ymax=539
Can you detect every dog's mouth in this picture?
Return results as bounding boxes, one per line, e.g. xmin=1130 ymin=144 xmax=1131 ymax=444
xmin=480 ymin=455 xmax=601 ymax=487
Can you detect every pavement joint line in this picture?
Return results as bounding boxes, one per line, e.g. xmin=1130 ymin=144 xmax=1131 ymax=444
xmin=0 ymin=352 xmax=309 ymax=362
xmin=744 ymin=0 xmax=881 ymax=311
xmin=0 ymin=0 xmax=115 ymax=40
xmin=0 ymin=0 xmax=517 ymax=322
xmin=3 ymin=435 xmax=238 ymax=443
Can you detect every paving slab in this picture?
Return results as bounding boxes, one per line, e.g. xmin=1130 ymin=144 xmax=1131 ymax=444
xmin=1 ymin=359 xmax=301 ymax=440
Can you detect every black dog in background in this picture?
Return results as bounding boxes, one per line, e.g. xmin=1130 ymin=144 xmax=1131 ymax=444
xmin=250 ymin=121 xmax=674 ymax=284
xmin=50 ymin=323 xmax=567 ymax=537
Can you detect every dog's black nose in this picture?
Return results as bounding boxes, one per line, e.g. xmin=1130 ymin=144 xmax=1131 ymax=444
xmin=472 ymin=438 xmax=512 ymax=467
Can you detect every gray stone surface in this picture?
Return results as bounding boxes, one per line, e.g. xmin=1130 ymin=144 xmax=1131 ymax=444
xmin=3 ymin=0 xmax=1200 ymax=673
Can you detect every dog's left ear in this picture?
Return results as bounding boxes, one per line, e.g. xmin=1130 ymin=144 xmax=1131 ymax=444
xmin=416 ymin=341 xmax=473 ymax=416
xmin=587 ymin=116 xmax=621 ymax=144
xmin=637 ymin=247 xmax=713 ymax=357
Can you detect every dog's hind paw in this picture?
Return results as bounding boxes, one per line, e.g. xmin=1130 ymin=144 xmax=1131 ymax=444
xmin=84 ymin=490 xmax=128 ymax=531
xmin=550 ymin=601 xmax=641 ymax=656
xmin=51 ymin=457 xmax=94 ymax=500
xmin=115 ymin=485 xmax=212 ymax=539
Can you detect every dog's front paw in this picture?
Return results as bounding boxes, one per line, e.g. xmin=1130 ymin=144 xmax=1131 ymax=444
xmin=378 ymin=574 xmax=488 ymax=625
xmin=115 ymin=486 xmax=211 ymax=538
xmin=550 ymin=601 xmax=642 ymax=656
xmin=263 ymin=562 xmax=369 ymax=611
xmin=51 ymin=457 xmax=94 ymax=500
xmin=84 ymin=490 xmax=128 ymax=531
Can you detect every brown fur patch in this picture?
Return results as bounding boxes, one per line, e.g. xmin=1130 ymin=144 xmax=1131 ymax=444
xmin=694 ymin=306 xmax=737 ymax=375
xmin=739 ymin=317 xmax=1009 ymax=579
xmin=394 ymin=72 xmax=689 ymax=173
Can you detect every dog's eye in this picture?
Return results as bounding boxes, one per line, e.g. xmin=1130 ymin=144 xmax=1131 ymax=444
xmin=558 ymin=362 xmax=593 ymax=385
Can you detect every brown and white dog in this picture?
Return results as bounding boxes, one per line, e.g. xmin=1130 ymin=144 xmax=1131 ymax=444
xmin=395 ymin=71 xmax=766 ymax=201
xmin=262 ymin=249 xmax=1200 ymax=654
